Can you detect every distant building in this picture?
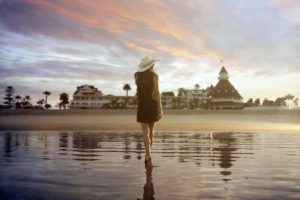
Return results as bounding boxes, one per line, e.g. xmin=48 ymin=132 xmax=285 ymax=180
xmin=177 ymin=87 xmax=210 ymax=109
xmin=209 ymin=67 xmax=244 ymax=109
xmin=184 ymin=88 xmax=210 ymax=102
xmin=70 ymin=85 xmax=109 ymax=109
xmin=70 ymin=85 xmax=137 ymax=109
xmin=161 ymin=91 xmax=175 ymax=109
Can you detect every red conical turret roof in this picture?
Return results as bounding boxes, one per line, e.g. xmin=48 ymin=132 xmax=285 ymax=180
xmin=219 ymin=66 xmax=228 ymax=74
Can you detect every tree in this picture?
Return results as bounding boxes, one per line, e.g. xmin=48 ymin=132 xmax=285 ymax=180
xmin=24 ymin=95 xmax=31 ymax=105
xmin=246 ymin=98 xmax=254 ymax=107
xmin=21 ymin=95 xmax=31 ymax=108
xmin=43 ymin=91 xmax=51 ymax=108
xmin=25 ymin=95 xmax=31 ymax=102
xmin=262 ymin=98 xmax=274 ymax=106
xmin=193 ymin=98 xmax=200 ymax=109
xmin=207 ymin=84 xmax=214 ymax=97
xmin=254 ymin=98 xmax=260 ymax=106
xmin=194 ymin=83 xmax=200 ymax=90
xmin=274 ymin=97 xmax=286 ymax=106
xmin=201 ymin=99 xmax=212 ymax=109
xmin=283 ymin=94 xmax=295 ymax=107
xmin=293 ymin=97 xmax=299 ymax=107
xmin=15 ymin=95 xmax=22 ymax=103
xmin=177 ymin=88 xmax=186 ymax=97
xmin=161 ymin=91 xmax=175 ymax=97
xmin=59 ymin=93 xmax=69 ymax=110
xmin=37 ymin=99 xmax=44 ymax=109
xmin=4 ymin=86 xmax=15 ymax=108
xmin=171 ymin=97 xmax=179 ymax=109
xmin=15 ymin=95 xmax=22 ymax=109
xmin=177 ymin=88 xmax=186 ymax=109
xmin=45 ymin=104 xmax=52 ymax=109
xmin=110 ymin=98 xmax=119 ymax=109
xmin=189 ymin=99 xmax=194 ymax=109
xmin=123 ymin=84 xmax=131 ymax=97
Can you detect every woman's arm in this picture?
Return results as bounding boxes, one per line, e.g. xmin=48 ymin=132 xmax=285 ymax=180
xmin=153 ymin=74 xmax=163 ymax=116
xmin=134 ymin=72 xmax=138 ymax=85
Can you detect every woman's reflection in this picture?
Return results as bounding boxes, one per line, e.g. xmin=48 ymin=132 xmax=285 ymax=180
xmin=143 ymin=162 xmax=155 ymax=200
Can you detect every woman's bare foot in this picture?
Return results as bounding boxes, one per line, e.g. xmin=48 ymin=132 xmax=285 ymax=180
xmin=144 ymin=155 xmax=153 ymax=168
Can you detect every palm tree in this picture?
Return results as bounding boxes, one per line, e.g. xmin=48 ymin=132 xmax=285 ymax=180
xmin=15 ymin=95 xmax=21 ymax=103
xmin=25 ymin=95 xmax=31 ymax=103
xmin=23 ymin=95 xmax=31 ymax=108
xmin=59 ymin=93 xmax=69 ymax=110
xmin=14 ymin=95 xmax=22 ymax=109
xmin=37 ymin=99 xmax=44 ymax=109
xmin=43 ymin=91 xmax=51 ymax=106
xmin=123 ymin=84 xmax=131 ymax=97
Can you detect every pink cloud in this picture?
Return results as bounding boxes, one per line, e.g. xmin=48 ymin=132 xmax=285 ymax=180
xmin=22 ymin=0 xmax=187 ymax=41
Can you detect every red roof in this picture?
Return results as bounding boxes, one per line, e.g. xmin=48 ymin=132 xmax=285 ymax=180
xmin=210 ymin=80 xmax=242 ymax=99
xmin=74 ymin=85 xmax=101 ymax=95
xmin=219 ymin=66 xmax=228 ymax=74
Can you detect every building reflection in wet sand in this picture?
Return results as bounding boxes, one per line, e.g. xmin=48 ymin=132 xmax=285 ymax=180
xmin=213 ymin=132 xmax=237 ymax=182
xmin=1 ymin=131 xmax=300 ymax=200
xmin=1 ymin=131 xmax=249 ymax=171
xmin=72 ymin=132 xmax=103 ymax=161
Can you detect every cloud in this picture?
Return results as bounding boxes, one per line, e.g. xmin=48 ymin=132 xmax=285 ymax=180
xmin=1 ymin=0 xmax=300 ymax=105
xmin=267 ymin=0 xmax=300 ymax=25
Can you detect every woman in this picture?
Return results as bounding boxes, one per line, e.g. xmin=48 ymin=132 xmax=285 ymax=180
xmin=134 ymin=56 xmax=163 ymax=167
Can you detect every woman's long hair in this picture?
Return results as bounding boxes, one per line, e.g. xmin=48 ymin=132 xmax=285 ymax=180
xmin=135 ymin=65 xmax=156 ymax=85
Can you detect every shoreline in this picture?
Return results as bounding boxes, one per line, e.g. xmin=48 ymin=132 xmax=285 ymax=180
xmin=1 ymin=109 xmax=300 ymax=132
xmin=1 ymin=108 xmax=300 ymax=115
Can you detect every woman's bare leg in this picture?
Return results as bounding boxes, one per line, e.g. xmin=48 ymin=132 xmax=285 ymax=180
xmin=141 ymin=123 xmax=151 ymax=161
xmin=148 ymin=122 xmax=155 ymax=148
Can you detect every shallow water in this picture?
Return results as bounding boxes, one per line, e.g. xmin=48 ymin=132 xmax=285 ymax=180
xmin=0 ymin=131 xmax=300 ymax=200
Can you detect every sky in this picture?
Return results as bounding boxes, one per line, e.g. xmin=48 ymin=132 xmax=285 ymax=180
xmin=1 ymin=0 xmax=300 ymax=106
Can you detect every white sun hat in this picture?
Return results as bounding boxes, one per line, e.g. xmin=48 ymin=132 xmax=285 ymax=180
xmin=137 ymin=56 xmax=157 ymax=72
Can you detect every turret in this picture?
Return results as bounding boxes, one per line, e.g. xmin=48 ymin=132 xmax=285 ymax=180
xmin=218 ymin=66 xmax=229 ymax=80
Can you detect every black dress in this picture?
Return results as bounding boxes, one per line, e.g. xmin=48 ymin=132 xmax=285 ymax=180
xmin=135 ymin=70 xmax=160 ymax=123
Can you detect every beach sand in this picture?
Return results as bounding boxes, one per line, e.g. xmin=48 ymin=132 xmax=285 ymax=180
xmin=0 ymin=109 xmax=300 ymax=132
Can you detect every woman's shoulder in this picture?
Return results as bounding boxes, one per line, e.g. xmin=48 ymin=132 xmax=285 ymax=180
xmin=135 ymin=70 xmax=157 ymax=75
xmin=135 ymin=70 xmax=158 ymax=80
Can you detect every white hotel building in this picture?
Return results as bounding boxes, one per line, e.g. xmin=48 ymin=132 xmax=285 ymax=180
xmin=69 ymin=85 xmax=110 ymax=109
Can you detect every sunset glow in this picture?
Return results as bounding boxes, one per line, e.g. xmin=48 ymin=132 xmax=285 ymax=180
xmin=1 ymin=0 xmax=300 ymax=105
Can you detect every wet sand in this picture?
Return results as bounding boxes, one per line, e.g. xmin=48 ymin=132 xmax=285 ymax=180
xmin=1 ymin=109 xmax=300 ymax=132
xmin=1 ymin=131 xmax=300 ymax=199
